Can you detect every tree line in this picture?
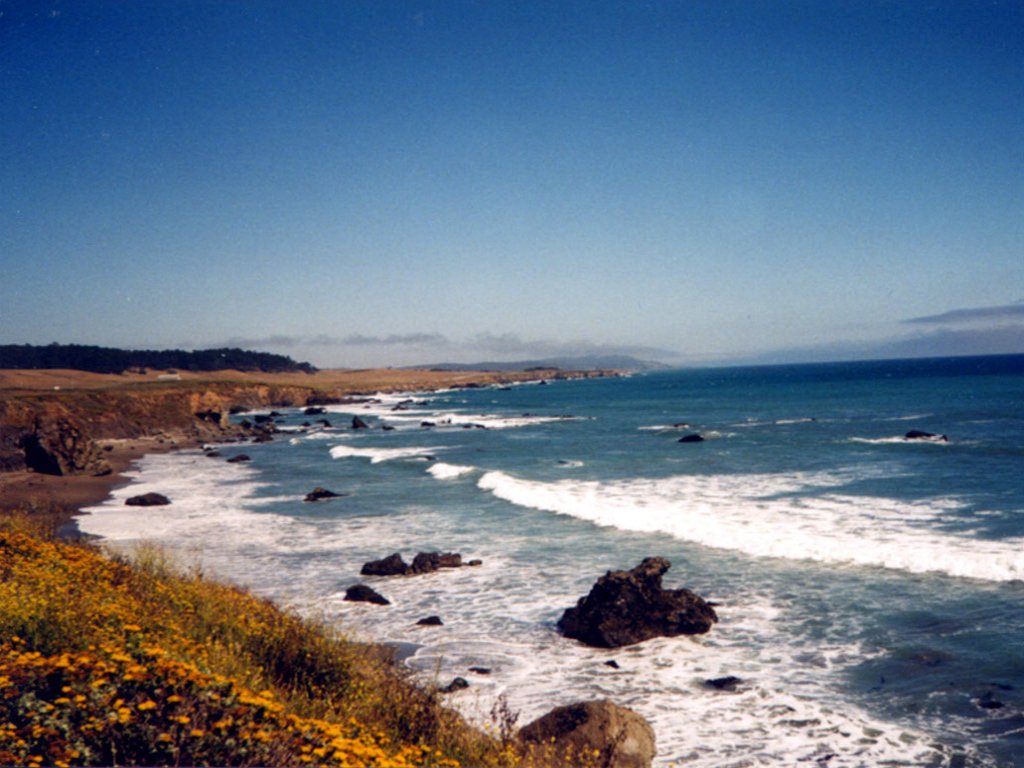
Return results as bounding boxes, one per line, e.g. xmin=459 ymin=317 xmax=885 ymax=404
xmin=0 ymin=343 xmax=317 ymax=374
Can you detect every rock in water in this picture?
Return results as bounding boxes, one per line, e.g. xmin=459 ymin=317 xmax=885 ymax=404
xmin=352 ymin=416 xmax=370 ymax=429
xmin=905 ymin=430 xmax=948 ymax=441
xmin=344 ymin=584 xmax=390 ymax=605
xmin=441 ymin=677 xmax=469 ymax=694
xmin=518 ymin=700 xmax=656 ymax=768
xmin=361 ymin=553 xmax=411 ymax=576
xmin=125 ymin=492 xmax=171 ymax=506
xmin=304 ymin=486 xmax=343 ymax=502
xmin=678 ymin=433 xmax=705 ymax=443
xmin=557 ymin=557 xmax=718 ymax=648
xmin=411 ymin=551 xmax=462 ymax=573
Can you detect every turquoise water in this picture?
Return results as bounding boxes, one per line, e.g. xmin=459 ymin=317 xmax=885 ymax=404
xmin=82 ymin=355 xmax=1024 ymax=766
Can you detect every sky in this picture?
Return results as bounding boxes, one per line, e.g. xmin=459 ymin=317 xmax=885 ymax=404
xmin=1 ymin=0 xmax=1022 ymax=369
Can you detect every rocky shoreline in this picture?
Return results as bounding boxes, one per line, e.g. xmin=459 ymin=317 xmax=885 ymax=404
xmin=1 ymin=366 xmax=674 ymax=766
xmin=0 ymin=367 xmax=612 ymax=532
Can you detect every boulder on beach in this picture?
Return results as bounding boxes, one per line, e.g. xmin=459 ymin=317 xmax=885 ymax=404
xmin=125 ymin=492 xmax=171 ymax=507
xmin=303 ymin=486 xmax=344 ymax=502
xmin=557 ymin=557 xmax=718 ymax=648
xmin=518 ymin=700 xmax=656 ymax=768
xmin=344 ymin=583 xmax=390 ymax=605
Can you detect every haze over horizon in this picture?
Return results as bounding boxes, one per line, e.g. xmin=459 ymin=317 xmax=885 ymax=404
xmin=2 ymin=1 xmax=1021 ymax=369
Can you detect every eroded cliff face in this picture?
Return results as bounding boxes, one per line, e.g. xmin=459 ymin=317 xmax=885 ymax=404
xmin=0 ymin=382 xmax=320 ymax=476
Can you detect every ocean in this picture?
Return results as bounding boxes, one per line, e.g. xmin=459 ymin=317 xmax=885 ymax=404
xmin=80 ymin=354 xmax=1024 ymax=766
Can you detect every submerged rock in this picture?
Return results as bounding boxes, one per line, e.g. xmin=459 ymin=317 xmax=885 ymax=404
xmin=905 ymin=430 xmax=948 ymax=442
xmin=705 ymin=675 xmax=743 ymax=691
xmin=125 ymin=492 xmax=171 ymax=507
xmin=678 ymin=433 xmax=705 ymax=443
xmin=557 ymin=557 xmax=718 ymax=648
xmin=303 ymin=486 xmax=344 ymax=502
xmin=518 ymin=700 xmax=656 ymax=768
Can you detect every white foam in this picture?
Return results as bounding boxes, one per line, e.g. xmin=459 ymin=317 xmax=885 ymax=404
xmin=76 ymin=454 xmax=965 ymax=767
xmin=477 ymin=470 xmax=1024 ymax=582
xmin=329 ymin=444 xmax=444 ymax=463
xmin=427 ymin=462 xmax=476 ymax=480
xmin=849 ymin=436 xmax=950 ymax=446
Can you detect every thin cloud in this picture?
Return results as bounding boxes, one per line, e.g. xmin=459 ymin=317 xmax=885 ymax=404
xmin=341 ymin=333 xmax=448 ymax=347
xmin=466 ymin=332 xmax=675 ymax=360
xmin=903 ymin=302 xmax=1024 ymax=325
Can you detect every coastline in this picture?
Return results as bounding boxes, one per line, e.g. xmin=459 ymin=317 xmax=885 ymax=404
xmin=0 ymin=366 xmax=615 ymax=530
xmin=0 ymin=434 xmax=194 ymax=535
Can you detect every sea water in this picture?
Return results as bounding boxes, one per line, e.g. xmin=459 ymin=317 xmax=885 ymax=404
xmin=80 ymin=355 xmax=1024 ymax=766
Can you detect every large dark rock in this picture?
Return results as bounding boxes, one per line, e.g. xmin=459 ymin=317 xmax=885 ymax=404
xmin=518 ymin=700 xmax=656 ymax=768
xmin=361 ymin=553 xmax=411 ymax=576
xmin=678 ymin=433 xmax=705 ymax=443
xmin=557 ymin=557 xmax=718 ymax=648
xmin=411 ymin=551 xmax=462 ymax=573
xmin=361 ymin=551 xmax=473 ymax=577
xmin=344 ymin=583 xmax=390 ymax=605
xmin=125 ymin=492 xmax=171 ymax=507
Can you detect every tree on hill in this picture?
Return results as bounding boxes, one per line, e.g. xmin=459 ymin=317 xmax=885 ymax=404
xmin=0 ymin=343 xmax=317 ymax=374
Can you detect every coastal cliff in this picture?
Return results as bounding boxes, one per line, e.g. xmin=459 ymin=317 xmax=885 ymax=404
xmin=0 ymin=382 xmax=317 ymax=476
xmin=0 ymin=367 xmax=613 ymax=479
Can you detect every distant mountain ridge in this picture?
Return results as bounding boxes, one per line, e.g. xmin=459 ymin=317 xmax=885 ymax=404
xmin=411 ymin=355 xmax=668 ymax=372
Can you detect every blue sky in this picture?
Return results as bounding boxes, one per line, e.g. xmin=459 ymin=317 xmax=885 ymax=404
xmin=2 ymin=0 xmax=1021 ymax=368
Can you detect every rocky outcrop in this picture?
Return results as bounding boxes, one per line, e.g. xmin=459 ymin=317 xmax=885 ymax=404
xmin=0 ymin=381 xmax=333 ymax=478
xmin=360 ymin=551 xmax=479 ymax=577
xmin=344 ymin=584 xmax=389 ymax=605
xmin=557 ymin=557 xmax=717 ymax=648
xmin=518 ymin=700 xmax=656 ymax=768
